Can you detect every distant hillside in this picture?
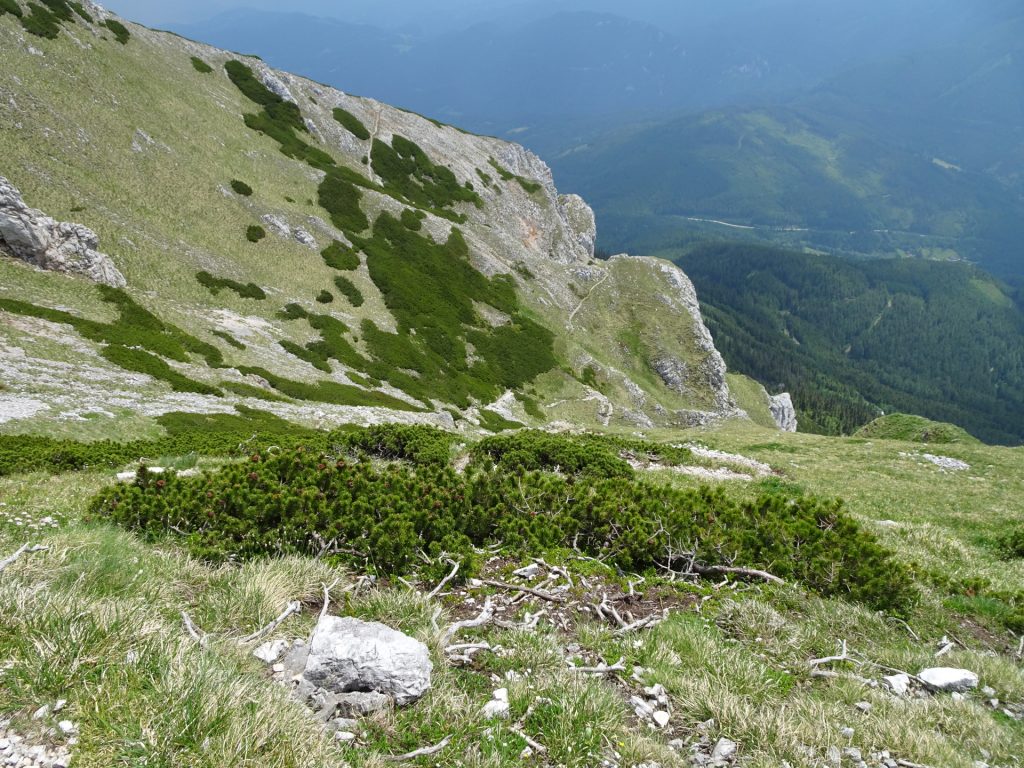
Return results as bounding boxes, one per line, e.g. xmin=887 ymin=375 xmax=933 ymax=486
xmin=552 ymin=106 xmax=1024 ymax=279
xmin=672 ymin=242 xmax=1024 ymax=444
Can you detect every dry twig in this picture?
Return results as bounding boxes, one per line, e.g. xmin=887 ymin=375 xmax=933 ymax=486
xmin=426 ymin=559 xmax=460 ymax=600
xmin=383 ymin=735 xmax=453 ymax=762
xmin=442 ymin=596 xmax=495 ymax=645
xmin=482 ymin=579 xmax=565 ymax=603
xmin=0 ymin=544 xmax=48 ymax=573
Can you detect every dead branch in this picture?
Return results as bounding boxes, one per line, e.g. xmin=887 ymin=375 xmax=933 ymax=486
xmin=808 ymin=640 xmax=849 ymax=667
xmin=426 ymin=559 xmax=460 ymax=600
xmin=482 ymin=579 xmax=565 ymax=603
xmin=614 ymin=609 xmax=668 ymax=636
xmin=383 ymin=735 xmax=453 ymax=762
xmin=887 ymin=616 xmax=921 ymax=643
xmin=1016 ymin=635 xmax=1023 ymax=660
xmin=182 ymin=611 xmax=209 ymax=647
xmin=570 ymin=657 xmax=626 ymax=674
xmin=442 ymin=596 xmax=495 ymax=645
xmin=0 ymin=544 xmax=48 ymax=573
xmin=692 ymin=564 xmax=785 ymax=585
xmin=239 ymin=601 xmax=302 ymax=645
xmin=318 ymin=579 xmax=341 ymax=625
xmin=445 ymin=642 xmax=491 ymax=654
xmin=511 ymin=726 xmax=547 ymax=753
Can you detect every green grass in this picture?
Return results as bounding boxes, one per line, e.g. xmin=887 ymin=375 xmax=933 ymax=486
xmin=855 ymin=413 xmax=980 ymax=444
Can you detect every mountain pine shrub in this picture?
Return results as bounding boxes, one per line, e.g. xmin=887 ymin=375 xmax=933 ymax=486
xmin=321 ymin=240 xmax=360 ymax=270
xmin=230 ymin=179 xmax=253 ymax=196
xmin=103 ymin=17 xmax=128 ymax=44
xmin=332 ymin=107 xmax=370 ymax=140
xmin=996 ymin=525 xmax=1024 ymax=560
xmin=245 ymin=225 xmax=266 ymax=242
xmin=89 ymin=446 xmax=918 ymax=613
xmin=190 ymin=56 xmax=213 ymax=73
xmin=0 ymin=0 xmax=23 ymax=17
xmin=316 ymin=290 xmax=334 ymax=304
xmin=196 ymin=270 xmax=266 ymax=300
xmin=333 ymin=276 xmax=364 ymax=307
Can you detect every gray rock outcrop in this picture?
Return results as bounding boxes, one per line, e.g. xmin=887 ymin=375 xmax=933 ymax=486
xmin=769 ymin=393 xmax=798 ymax=432
xmin=0 ymin=176 xmax=126 ymax=287
xmin=304 ymin=616 xmax=432 ymax=705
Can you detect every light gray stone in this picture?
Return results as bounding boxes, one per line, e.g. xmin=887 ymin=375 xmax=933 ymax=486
xmin=769 ymin=393 xmax=798 ymax=432
xmin=918 ymin=667 xmax=979 ymax=692
xmin=0 ymin=176 xmax=125 ymax=287
xmin=304 ymin=616 xmax=432 ymax=705
xmin=882 ymin=673 xmax=911 ymax=695
xmin=335 ymin=691 xmax=391 ymax=718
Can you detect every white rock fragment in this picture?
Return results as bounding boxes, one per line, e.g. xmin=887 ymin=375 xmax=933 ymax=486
xmin=918 ymin=667 xmax=979 ymax=692
xmin=652 ymin=710 xmax=670 ymax=728
xmin=882 ymin=673 xmax=911 ymax=696
xmin=253 ymin=639 xmax=290 ymax=663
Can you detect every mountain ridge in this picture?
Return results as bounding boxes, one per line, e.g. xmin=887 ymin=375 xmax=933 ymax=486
xmin=0 ymin=2 xmax=755 ymax=439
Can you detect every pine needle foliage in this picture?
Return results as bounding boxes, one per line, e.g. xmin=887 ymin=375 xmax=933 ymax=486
xmin=332 ymin=107 xmax=370 ymax=140
xmin=89 ymin=444 xmax=918 ymax=613
xmin=196 ymin=270 xmax=266 ymax=300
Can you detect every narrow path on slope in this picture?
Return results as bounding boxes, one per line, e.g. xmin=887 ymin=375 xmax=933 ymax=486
xmin=568 ymin=268 xmax=610 ymax=330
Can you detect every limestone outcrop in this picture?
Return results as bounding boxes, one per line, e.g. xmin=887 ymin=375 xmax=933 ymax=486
xmin=0 ymin=176 xmax=126 ymax=287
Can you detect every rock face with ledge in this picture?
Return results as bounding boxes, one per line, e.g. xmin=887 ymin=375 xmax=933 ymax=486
xmin=769 ymin=393 xmax=798 ymax=432
xmin=304 ymin=616 xmax=432 ymax=706
xmin=0 ymin=176 xmax=126 ymax=287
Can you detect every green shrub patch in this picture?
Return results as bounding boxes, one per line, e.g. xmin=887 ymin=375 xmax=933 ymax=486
xmin=103 ymin=17 xmax=128 ymax=44
xmin=0 ymin=287 xmax=224 ymax=369
xmin=212 ymin=330 xmax=246 ymax=350
xmin=236 ymin=366 xmax=421 ymax=410
xmin=332 ymin=107 xmax=370 ymax=141
xmin=196 ymin=271 xmax=266 ymax=300
xmin=371 ymin=134 xmax=481 ymax=217
xmin=230 ymin=179 xmax=253 ymax=196
xmin=245 ymin=225 xmax=266 ymax=243
xmin=0 ymin=0 xmax=24 ymax=17
xmin=334 ymin=424 xmax=457 ymax=466
xmin=316 ymin=290 xmax=334 ymax=304
xmin=191 ymin=56 xmax=213 ymax=73
xmin=321 ymin=240 xmax=360 ymax=270
xmin=333 ymin=276 xmax=364 ymax=307
xmin=318 ymin=173 xmax=368 ymax=233
xmin=89 ymin=444 xmax=918 ymax=613
xmin=0 ymin=406 xmax=319 ymax=477
xmin=101 ymin=345 xmax=220 ymax=396
xmin=488 ymin=158 xmax=542 ymax=194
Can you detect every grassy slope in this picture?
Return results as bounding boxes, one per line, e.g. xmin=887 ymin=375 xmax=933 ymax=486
xmin=0 ymin=12 xmax=736 ymax=438
xmin=1 ymin=424 xmax=1022 ymax=767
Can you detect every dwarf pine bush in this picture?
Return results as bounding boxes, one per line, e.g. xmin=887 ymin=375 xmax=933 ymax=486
xmin=89 ymin=444 xmax=918 ymax=613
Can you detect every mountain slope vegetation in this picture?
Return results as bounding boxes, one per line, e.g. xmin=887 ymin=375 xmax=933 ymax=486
xmin=0 ymin=3 xmax=737 ymax=439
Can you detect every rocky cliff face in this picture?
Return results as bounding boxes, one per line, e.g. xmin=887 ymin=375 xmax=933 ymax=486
xmin=0 ymin=6 xmax=750 ymax=435
xmin=0 ymin=177 xmax=126 ymax=288
xmin=769 ymin=393 xmax=798 ymax=433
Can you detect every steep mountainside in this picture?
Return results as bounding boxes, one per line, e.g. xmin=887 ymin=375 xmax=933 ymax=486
xmin=0 ymin=2 xmax=743 ymax=439
xmin=673 ymin=242 xmax=1024 ymax=444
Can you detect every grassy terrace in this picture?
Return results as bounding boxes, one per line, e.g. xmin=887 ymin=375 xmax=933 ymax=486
xmin=0 ymin=421 xmax=1021 ymax=767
